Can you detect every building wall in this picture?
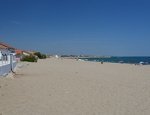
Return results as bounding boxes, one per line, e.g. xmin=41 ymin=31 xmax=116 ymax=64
xmin=0 ymin=50 xmax=17 ymax=77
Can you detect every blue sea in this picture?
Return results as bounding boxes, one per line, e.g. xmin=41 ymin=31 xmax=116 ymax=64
xmin=80 ymin=57 xmax=150 ymax=65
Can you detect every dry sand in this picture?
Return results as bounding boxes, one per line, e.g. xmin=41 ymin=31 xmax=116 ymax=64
xmin=0 ymin=58 xmax=150 ymax=115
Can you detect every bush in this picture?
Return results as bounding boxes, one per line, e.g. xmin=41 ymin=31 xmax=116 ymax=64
xmin=34 ymin=52 xmax=46 ymax=59
xmin=41 ymin=54 xmax=46 ymax=59
xmin=21 ymin=55 xmax=37 ymax=62
xmin=34 ymin=52 xmax=42 ymax=58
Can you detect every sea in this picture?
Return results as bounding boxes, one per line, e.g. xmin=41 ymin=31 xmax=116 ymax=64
xmin=79 ymin=56 xmax=150 ymax=65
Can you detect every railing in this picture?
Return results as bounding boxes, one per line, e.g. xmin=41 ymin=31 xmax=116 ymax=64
xmin=0 ymin=54 xmax=17 ymax=77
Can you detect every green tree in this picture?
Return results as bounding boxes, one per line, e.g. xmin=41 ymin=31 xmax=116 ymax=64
xmin=21 ymin=55 xmax=37 ymax=62
xmin=34 ymin=52 xmax=47 ymax=59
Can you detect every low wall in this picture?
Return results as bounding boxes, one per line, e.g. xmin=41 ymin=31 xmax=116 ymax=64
xmin=0 ymin=62 xmax=17 ymax=77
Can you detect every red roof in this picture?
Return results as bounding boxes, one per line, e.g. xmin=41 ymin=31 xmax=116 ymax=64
xmin=0 ymin=44 xmax=7 ymax=49
xmin=15 ymin=49 xmax=23 ymax=54
xmin=0 ymin=42 xmax=16 ymax=49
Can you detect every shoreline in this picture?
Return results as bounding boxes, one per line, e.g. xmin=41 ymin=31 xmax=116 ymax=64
xmin=78 ymin=58 xmax=150 ymax=65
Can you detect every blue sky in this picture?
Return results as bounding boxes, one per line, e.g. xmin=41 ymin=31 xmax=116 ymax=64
xmin=0 ymin=0 xmax=150 ymax=56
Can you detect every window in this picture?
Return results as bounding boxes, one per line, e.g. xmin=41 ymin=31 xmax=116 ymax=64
xmin=2 ymin=54 xmax=8 ymax=61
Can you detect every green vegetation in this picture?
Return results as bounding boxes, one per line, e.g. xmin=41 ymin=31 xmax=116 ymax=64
xmin=34 ymin=52 xmax=47 ymax=59
xmin=21 ymin=55 xmax=37 ymax=62
xmin=20 ymin=51 xmax=46 ymax=62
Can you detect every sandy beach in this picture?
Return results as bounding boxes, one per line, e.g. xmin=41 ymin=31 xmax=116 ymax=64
xmin=0 ymin=58 xmax=150 ymax=115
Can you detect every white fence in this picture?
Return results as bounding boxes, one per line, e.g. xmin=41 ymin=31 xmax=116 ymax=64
xmin=0 ymin=50 xmax=17 ymax=77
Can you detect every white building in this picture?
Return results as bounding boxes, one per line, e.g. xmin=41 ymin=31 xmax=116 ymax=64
xmin=0 ymin=43 xmax=17 ymax=77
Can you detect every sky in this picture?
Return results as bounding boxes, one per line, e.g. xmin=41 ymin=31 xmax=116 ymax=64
xmin=0 ymin=0 xmax=150 ymax=56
